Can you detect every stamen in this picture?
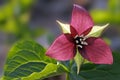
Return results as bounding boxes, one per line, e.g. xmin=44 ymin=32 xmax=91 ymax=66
xmin=81 ymin=41 xmax=84 ymax=44
xmin=77 ymin=45 xmax=83 ymax=48
xmin=74 ymin=35 xmax=78 ymax=39
xmin=80 ymin=34 xmax=84 ymax=37
xmin=74 ymin=35 xmax=88 ymax=48
xmin=83 ymin=36 xmax=88 ymax=40
xmin=79 ymin=38 xmax=82 ymax=41
xmin=83 ymin=42 xmax=88 ymax=45
xmin=76 ymin=40 xmax=79 ymax=44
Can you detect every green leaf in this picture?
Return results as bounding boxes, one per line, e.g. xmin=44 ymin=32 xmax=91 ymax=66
xmin=66 ymin=72 xmax=85 ymax=80
xmin=22 ymin=63 xmax=67 ymax=80
xmin=56 ymin=20 xmax=71 ymax=34
xmin=86 ymin=24 xmax=109 ymax=37
xmin=2 ymin=40 xmax=57 ymax=80
xmin=67 ymin=52 xmax=120 ymax=80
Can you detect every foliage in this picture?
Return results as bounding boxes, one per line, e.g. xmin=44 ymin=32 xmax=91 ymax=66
xmin=90 ymin=0 xmax=120 ymax=25
xmin=2 ymin=40 xmax=67 ymax=80
xmin=1 ymin=0 xmax=120 ymax=80
xmin=0 ymin=0 xmax=45 ymax=42
xmin=1 ymin=40 xmax=120 ymax=80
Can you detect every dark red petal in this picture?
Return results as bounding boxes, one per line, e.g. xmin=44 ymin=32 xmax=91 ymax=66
xmin=70 ymin=4 xmax=94 ymax=36
xmin=46 ymin=34 xmax=76 ymax=61
xmin=70 ymin=25 xmax=78 ymax=37
xmin=82 ymin=27 xmax=92 ymax=36
xmin=79 ymin=37 xmax=113 ymax=64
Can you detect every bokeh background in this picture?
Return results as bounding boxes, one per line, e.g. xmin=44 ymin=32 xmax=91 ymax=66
xmin=0 ymin=0 xmax=120 ymax=80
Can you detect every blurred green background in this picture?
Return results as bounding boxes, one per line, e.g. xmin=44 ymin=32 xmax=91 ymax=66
xmin=0 ymin=0 xmax=120 ymax=79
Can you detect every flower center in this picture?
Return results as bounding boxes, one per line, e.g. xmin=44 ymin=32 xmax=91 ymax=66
xmin=74 ymin=35 xmax=88 ymax=48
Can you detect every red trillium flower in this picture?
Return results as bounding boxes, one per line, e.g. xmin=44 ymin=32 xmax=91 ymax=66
xmin=46 ymin=4 xmax=113 ymax=64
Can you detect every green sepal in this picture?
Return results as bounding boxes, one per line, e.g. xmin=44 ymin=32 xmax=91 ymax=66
xmin=56 ymin=20 xmax=71 ymax=34
xmin=86 ymin=24 xmax=109 ymax=37
xmin=74 ymin=51 xmax=84 ymax=74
